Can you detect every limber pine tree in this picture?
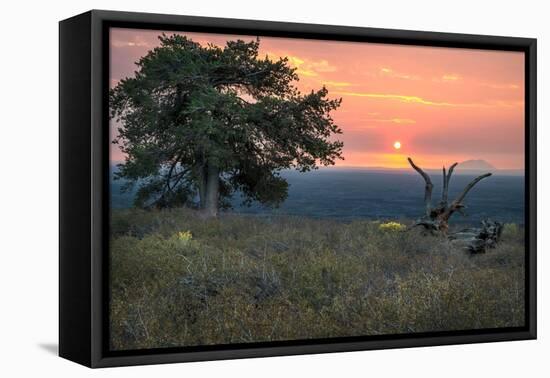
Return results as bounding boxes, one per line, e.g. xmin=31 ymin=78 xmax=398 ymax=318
xmin=110 ymin=35 xmax=343 ymax=217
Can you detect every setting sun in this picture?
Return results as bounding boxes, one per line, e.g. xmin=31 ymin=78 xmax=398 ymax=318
xmin=109 ymin=29 xmax=526 ymax=170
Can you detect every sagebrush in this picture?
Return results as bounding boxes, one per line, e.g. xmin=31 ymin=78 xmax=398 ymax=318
xmin=110 ymin=208 xmax=525 ymax=350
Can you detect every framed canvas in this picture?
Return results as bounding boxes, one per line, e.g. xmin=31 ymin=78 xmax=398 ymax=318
xmin=59 ymin=10 xmax=537 ymax=368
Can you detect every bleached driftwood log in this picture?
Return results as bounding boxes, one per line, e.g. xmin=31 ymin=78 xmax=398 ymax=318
xmin=449 ymin=220 xmax=503 ymax=253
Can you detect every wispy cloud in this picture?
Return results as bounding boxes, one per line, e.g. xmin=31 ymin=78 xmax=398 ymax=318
xmin=364 ymin=118 xmax=416 ymax=124
xmin=321 ymin=80 xmax=353 ymax=88
xmin=333 ymin=91 xmax=523 ymax=108
xmin=441 ymin=74 xmax=460 ymax=82
xmin=310 ymin=59 xmax=337 ymax=73
xmin=285 ymin=56 xmax=316 ymax=77
xmin=111 ymin=38 xmax=151 ymax=48
xmin=378 ymin=118 xmax=416 ymax=125
xmin=342 ymin=117 xmax=416 ymax=131
xmin=266 ymin=52 xmax=337 ymax=77
xmin=379 ymin=67 xmax=420 ymax=80
xmin=481 ymin=83 xmax=520 ymax=90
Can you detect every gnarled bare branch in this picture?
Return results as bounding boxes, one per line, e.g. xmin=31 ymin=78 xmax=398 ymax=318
xmin=442 ymin=166 xmax=447 ymax=203
xmin=453 ymin=172 xmax=492 ymax=205
xmin=442 ymin=162 xmax=458 ymax=205
xmin=444 ymin=172 xmax=492 ymax=218
xmin=407 ymin=157 xmax=433 ymax=217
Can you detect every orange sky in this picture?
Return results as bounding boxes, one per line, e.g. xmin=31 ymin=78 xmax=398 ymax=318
xmin=110 ymin=28 xmax=525 ymax=170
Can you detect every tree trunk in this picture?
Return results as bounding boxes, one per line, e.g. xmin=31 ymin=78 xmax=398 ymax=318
xmin=197 ymin=164 xmax=207 ymax=210
xmin=200 ymin=163 xmax=219 ymax=218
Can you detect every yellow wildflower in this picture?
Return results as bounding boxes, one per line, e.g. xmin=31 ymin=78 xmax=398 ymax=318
xmin=378 ymin=221 xmax=406 ymax=232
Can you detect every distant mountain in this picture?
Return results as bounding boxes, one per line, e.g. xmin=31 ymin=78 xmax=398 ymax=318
xmin=458 ymin=159 xmax=496 ymax=171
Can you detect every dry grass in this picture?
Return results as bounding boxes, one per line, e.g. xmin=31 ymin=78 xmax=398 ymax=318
xmin=110 ymin=208 xmax=525 ymax=350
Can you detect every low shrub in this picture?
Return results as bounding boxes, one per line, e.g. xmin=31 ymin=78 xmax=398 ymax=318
xmin=109 ymin=208 xmax=525 ymax=350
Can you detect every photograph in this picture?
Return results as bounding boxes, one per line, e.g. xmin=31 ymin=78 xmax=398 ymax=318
xmin=107 ymin=27 xmax=526 ymax=351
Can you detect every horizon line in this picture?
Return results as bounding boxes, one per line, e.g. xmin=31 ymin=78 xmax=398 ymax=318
xmin=110 ymin=160 xmax=524 ymax=173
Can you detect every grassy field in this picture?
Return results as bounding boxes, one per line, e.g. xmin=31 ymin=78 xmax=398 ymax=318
xmin=110 ymin=208 xmax=525 ymax=351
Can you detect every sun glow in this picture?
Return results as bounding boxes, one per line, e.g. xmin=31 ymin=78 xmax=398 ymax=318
xmin=109 ymin=29 xmax=526 ymax=170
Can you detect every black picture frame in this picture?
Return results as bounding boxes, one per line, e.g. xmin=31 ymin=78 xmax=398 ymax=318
xmin=59 ymin=9 xmax=537 ymax=368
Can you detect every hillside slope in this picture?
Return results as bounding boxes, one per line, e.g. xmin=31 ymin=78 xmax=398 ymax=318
xmin=110 ymin=208 xmax=525 ymax=350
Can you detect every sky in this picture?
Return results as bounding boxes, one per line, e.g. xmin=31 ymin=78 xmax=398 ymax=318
xmin=110 ymin=28 xmax=525 ymax=170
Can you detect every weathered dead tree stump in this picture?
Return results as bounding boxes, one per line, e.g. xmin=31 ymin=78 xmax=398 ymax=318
xmin=449 ymin=220 xmax=503 ymax=253
xmin=407 ymin=157 xmax=492 ymax=234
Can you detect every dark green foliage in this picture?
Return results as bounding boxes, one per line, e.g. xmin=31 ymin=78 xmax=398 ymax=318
xmin=110 ymin=209 xmax=525 ymax=350
xmin=110 ymin=35 xmax=343 ymax=212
